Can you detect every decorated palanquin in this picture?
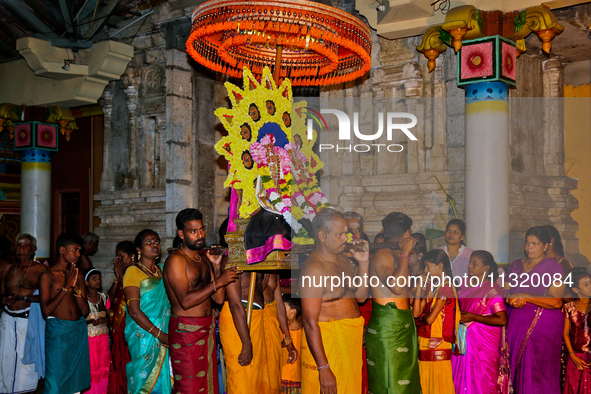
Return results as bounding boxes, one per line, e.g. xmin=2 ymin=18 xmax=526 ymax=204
xmin=214 ymin=66 xmax=329 ymax=266
xmin=185 ymin=0 xmax=372 ymax=273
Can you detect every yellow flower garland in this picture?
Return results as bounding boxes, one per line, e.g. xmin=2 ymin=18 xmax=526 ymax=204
xmin=214 ymin=66 xmax=330 ymax=243
xmin=214 ymin=67 xmax=294 ymax=218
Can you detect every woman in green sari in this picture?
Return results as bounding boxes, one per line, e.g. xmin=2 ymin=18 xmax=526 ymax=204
xmin=123 ymin=229 xmax=172 ymax=394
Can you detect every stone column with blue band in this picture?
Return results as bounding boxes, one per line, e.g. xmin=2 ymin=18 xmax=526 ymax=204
xmin=14 ymin=122 xmax=59 ymax=260
xmin=21 ymin=150 xmax=52 ymax=259
xmin=458 ymin=36 xmax=516 ymax=263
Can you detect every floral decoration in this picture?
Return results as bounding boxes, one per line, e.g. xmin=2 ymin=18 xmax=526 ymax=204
xmin=214 ymin=67 xmax=330 ymax=242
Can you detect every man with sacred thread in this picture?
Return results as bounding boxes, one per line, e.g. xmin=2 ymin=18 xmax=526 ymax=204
xmin=163 ymin=208 xmax=241 ymax=394
xmin=300 ymin=208 xmax=370 ymax=394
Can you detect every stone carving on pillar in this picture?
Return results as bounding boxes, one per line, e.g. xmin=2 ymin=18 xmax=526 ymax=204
xmin=155 ymin=116 xmax=166 ymax=188
xmin=143 ymin=65 xmax=164 ymax=97
xmin=542 ymin=58 xmax=565 ymax=177
xmin=402 ymin=63 xmax=423 ymax=97
xmin=403 ymin=63 xmax=424 ymax=173
xmin=100 ymin=87 xmax=114 ymax=192
xmin=417 ymin=5 xmax=564 ymax=73
xmin=124 ymin=85 xmax=139 ymax=189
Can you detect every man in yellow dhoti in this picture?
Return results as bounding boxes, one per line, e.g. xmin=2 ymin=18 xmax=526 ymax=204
xmin=262 ymin=273 xmax=294 ymax=393
xmin=300 ymin=209 xmax=370 ymax=394
xmin=220 ymin=271 xmax=296 ymax=394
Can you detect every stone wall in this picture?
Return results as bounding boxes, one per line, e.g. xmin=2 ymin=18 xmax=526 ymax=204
xmin=319 ymin=35 xmax=586 ymax=265
xmin=93 ymin=1 xmax=230 ymax=282
xmin=92 ymin=0 xmax=588 ymax=284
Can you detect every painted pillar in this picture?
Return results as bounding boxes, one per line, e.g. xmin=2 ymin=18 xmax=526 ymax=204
xmin=464 ymin=82 xmax=510 ymax=263
xmin=458 ymin=36 xmax=516 ymax=263
xmin=21 ymin=149 xmax=52 ymax=259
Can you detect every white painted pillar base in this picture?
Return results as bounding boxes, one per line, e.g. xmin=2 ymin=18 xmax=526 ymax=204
xmin=20 ymin=150 xmax=52 ymax=259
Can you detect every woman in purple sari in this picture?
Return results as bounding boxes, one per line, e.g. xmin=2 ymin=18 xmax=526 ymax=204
xmin=452 ymin=250 xmax=508 ymax=394
xmin=506 ymin=226 xmax=566 ymax=394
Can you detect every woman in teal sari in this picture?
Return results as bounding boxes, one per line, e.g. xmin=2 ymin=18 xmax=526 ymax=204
xmin=123 ymin=229 xmax=172 ymax=394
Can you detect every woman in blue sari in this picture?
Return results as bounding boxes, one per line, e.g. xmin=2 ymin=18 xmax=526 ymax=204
xmin=123 ymin=229 xmax=171 ymax=393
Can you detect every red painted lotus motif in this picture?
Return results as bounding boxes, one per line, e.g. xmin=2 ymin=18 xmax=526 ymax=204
xmin=36 ymin=124 xmax=57 ymax=149
xmin=501 ymin=41 xmax=517 ymax=81
xmin=460 ymin=42 xmax=493 ymax=80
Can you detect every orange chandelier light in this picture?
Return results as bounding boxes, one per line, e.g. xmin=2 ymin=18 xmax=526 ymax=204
xmin=186 ymin=0 xmax=372 ymax=86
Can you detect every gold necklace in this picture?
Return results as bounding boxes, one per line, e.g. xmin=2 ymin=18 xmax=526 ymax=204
xmin=181 ymin=246 xmax=201 ymax=263
xmin=136 ymin=260 xmax=159 ymax=277
xmin=575 ymin=299 xmax=591 ymax=314
xmin=51 ymin=267 xmax=66 ymax=277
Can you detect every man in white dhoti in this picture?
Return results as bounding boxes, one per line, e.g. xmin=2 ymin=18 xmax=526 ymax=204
xmin=0 ymin=234 xmax=47 ymax=394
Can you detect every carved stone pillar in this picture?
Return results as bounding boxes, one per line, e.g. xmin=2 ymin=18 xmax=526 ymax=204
xmin=542 ymin=59 xmax=565 ymax=177
xmin=154 ymin=116 xmax=165 ymax=189
xmin=429 ymin=56 xmax=448 ymax=172
xmin=100 ymin=87 xmax=113 ymax=192
xmin=137 ymin=115 xmax=156 ymax=189
xmin=403 ymin=63 xmax=424 ymax=173
xmin=165 ymin=49 xmax=196 ymax=237
xmin=124 ymin=85 xmax=139 ymax=189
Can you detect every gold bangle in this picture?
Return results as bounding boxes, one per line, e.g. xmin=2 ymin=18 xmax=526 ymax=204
xmin=60 ymin=287 xmax=69 ymax=292
xmin=156 ymin=330 xmax=161 ymax=339
xmin=148 ymin=324 xmax=155 ymax=334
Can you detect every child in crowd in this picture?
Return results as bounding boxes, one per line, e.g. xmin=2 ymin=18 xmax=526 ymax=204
xmin=563 ymin=267 xmax=591 ymax=394
xmin=85 ymin=268 xmax=111 ymax=394
xmin=413 ymin=249 xmax=460 ymax=394
xmin=281 ymin=294 xmax=302 ymax=394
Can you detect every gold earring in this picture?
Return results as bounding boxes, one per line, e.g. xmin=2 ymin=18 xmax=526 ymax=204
xmin=138 ymin=252 xmax=141 ymax=260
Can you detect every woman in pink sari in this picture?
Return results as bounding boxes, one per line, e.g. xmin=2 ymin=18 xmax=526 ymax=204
xmin=452 ymin=250 xmax=509 ymax=394
xmin=563 ymin=267 xmax=591 ymax=394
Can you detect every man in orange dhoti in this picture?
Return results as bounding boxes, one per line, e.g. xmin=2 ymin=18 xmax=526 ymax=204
xmin=262 ymin=273 xmax=294 ymax=393
xmin=220 ymin=271 xmax=296 ymax=394
xmin=300 ymin=209 xmax=370 ymax=394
